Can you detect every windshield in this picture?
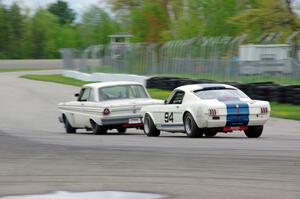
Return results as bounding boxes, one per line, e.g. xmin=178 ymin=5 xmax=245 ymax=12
xmin=99 ymin=85 xmax=149 ymax=101
xmin=194 ymin=88 xmax=249 ymax=101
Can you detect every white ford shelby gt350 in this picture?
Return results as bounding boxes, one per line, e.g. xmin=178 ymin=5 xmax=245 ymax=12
xmin=58 ymin=81 xmax=162 ymax=134
xmin=141 ymin=84 xmax=270 ymax=138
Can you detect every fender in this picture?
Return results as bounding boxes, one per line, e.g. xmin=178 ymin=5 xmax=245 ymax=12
xmin=143 ymin=112 xmax=157 ymax=124
xmin=89 ymin=115 xmax=103 ymax=126
xmin=183 ymin=107 xmax=206 ymax=128
xmin=62 ymin=112 xmax=77 ymax=127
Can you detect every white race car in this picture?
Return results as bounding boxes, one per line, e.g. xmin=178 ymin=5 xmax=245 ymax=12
xmin=58 ymin=81 xmax=163 ymax=134
xmin=141 ymin=84 xmax=270 ymax=138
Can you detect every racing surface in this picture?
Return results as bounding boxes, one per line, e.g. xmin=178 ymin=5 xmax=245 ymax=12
xmin=0 ymin=71 xmax=300 ymax=199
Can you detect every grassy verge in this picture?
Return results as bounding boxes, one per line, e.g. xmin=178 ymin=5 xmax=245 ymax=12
xmin=21 ymin=74 xmax=94 ymax=87
xmin=270 ymin=102 xmax=300 ymax=121
xmin=21 ymin=74 xmax=300 ymax=120
xmin=0 ymin=68 xmax=60 ymax=73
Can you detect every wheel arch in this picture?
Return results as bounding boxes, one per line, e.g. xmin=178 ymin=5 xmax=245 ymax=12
xmin=62 ymin=113 xmax=67 ymax=122
xmin=182 ymin=109 xmax=201 ymax=128
xmin=89 ymin=116 xmax=102 ymax=126
xmin=90 ymin=118 xmax=96 ymax=125
xmin=143 ymin=112 xmax=156 ymax=124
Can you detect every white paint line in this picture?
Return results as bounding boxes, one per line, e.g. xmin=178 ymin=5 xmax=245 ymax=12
xmin=1 ymin=191 xmax=167 ymax=199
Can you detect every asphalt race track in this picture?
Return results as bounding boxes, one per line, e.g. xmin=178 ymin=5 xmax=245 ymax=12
xmin=0 ymin=71 xmax=300 ymax=199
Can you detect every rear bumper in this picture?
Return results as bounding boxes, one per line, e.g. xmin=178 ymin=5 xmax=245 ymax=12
xmin=201 ymin=115 xmax=269 ymax=128
xmin=101 ymin=115 xmax=143 ymax=127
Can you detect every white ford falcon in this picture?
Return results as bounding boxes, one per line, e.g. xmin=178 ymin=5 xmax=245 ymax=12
xmin=58 ymin=81 xmax=163 ymax=134
xmin=141 ymin=84 xmax=270 ymax=138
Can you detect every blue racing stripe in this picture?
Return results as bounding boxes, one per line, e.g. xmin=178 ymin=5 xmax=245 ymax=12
xmin=224 ymin=102 xmax=249 ymax=127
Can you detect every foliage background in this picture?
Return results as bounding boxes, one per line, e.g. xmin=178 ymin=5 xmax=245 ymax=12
xmin=0 ymin=0 xmax=299 ymax=59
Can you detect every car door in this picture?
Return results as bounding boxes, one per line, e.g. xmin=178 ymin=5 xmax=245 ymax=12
xmin=159 ymin=90 xmax=185 ymax=131
xmin=73 ymin=87 xmax=92 ymax=128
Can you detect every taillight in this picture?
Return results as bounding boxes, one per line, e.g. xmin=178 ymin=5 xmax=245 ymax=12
xmin=209 ymin=109 xmax=217 ymax=116
xmin=103 ymin=108 xmax=111 ymax=115
xmin=261 ymin=107 xmax=268 ymax=114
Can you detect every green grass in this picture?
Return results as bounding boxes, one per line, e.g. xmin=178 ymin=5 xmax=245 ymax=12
xmin=0 ymin=68 xmax=60 ymax=73
xmin=147 ymin=88 xmax=171 ymax=100
xmin=270 ymin=102 xmax=300 ymax=121
xmin=21 ymin=74 xmax=95 ymax=87
xmin=21 ymin=74 xmax=300 ymax=120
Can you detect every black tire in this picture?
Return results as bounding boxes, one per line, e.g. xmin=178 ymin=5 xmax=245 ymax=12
xmin=244 ymin=126 xmax=263 ymax=138
xmin=91 ymin=120 xmax=107 ymax=135
xmin=143 ymin=114 xmax=160 ymax=137
xmin=117 ymin=127 xmax=127 ymax=134
xmin=63 ymin=115 xmax=76 ymax=134
xmin=204 ymin=131 xmax=217 ymax=137
xmin=184 ymin=113 xmax=203 ymax=138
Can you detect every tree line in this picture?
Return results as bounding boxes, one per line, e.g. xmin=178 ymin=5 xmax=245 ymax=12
xmin=0 ymin=1 xmax=118 ymax=59
xmin=0 ymin=0 xmax=299 ymax=59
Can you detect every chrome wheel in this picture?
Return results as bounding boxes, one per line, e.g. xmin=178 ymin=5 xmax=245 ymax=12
xmin=143 ymin=114 xmax=160 ymax=137
xmin=184 ymin=113 xmax=203 ymax=138
xmin=184 ymin=117 xmax=192 ymax=135
xmin=144 ymin=117 xmax=150 ymax=134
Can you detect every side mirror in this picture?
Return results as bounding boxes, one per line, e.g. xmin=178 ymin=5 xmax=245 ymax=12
xmin=75 ymin=93 xmax=79 ymax=97
xmin=164 ymin=99 xmax=168 ymax=104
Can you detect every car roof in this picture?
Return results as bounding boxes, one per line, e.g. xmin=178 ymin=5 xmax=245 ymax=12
xmin=84 ymin=81 xmax=143 ymax=89
xmin=176 ymin=83 xmax=237 ymax=92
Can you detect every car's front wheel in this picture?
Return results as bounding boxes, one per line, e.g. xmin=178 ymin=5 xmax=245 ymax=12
xmin=144 ymin=114 xmax=160 ymax=137
xmin=91 ymin=120 xmax=107 ymax=135
xmin=63 ymin=115 xmax=76 ymax=134
xmin=184 ymin=113 xmax=203 ymax=138
xmin=244 ymin=126 xmax=263 ymax=138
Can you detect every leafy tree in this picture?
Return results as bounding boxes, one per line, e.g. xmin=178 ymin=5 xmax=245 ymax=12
xmin=194 ymin=0 xmax=240 ymax=37
xmin=162 ymin=0 xmax=203 ymax=40
xmin=104 ymin=0 xmax=141 ymax=11
xmin=229 ymin=0 xmax=300 ymax=42
xmin=23 ymin=9 xmax=61 ymax=58
xmin=0 ymin=4 xmax=9 ymax=58
xmin=55 ymin=25 xmax=82 ymax=49
xmin=7 ymin=3 xmax=24 ymax=58
xmin=47 ymin=0 xmax=76 ymax=24
xmin=79 ymin=6 xmax=119 ymax=46
xmin=130 ymin=1 xmax=169 ymax=42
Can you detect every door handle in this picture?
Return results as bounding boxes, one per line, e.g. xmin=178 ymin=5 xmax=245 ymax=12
xmin=176 ymin=106 xmax=180 ymax=109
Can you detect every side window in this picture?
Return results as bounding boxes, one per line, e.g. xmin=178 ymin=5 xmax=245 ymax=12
xmin=88 ymin=89 xmax=95 ymax=102
xmin=78 ymin=88 xmax=90 ymax=102
xmin=169 ymin=91 xmax=185 ymax=104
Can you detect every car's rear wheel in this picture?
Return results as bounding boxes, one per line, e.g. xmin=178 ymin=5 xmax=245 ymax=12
xmin=91 ymin=120 xmax=107 ymax=135
xmin=244 ymin=126 xmax=263 ymax=138
xmin=63 ymin=115 xmax=76 ymax=134
xmin=144 ymin=114 xmax=160 ymax=137
xmin=117 ymin=127 xmax=126 ymax=134
xmin=184 ymin=113 xmax=203 ymax=138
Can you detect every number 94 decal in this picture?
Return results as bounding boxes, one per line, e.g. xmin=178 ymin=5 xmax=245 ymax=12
xmin=164 ymin=112 xmax=174 ymax=123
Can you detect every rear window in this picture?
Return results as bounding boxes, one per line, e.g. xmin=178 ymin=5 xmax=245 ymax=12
xmin=194 ymin=88 xmax=249 ymax=101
